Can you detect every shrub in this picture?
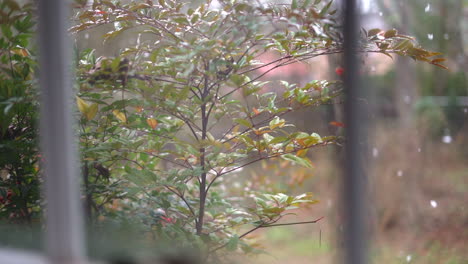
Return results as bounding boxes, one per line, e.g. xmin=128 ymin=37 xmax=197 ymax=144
xmin=62 ymin=0 xmax=452 ymax=261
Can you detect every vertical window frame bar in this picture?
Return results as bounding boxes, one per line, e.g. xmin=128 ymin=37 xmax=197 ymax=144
xmin=37 ymin=0 xmax=86 ymax=263
xmin=342 ymin=1 xmax=369 ymax=264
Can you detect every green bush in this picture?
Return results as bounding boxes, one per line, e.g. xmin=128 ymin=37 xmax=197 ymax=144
xmin=0 ymin=1 xmax=40 ymax=226
xmin=71 ymin=0 xmax=446 ymax=261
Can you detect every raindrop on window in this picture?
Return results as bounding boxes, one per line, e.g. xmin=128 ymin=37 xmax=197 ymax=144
xmin=84 ymin=33 xmax=89 ymax=39
xmin=417 ymin=148 xmax=421 ymax=153
xmin=430 ymin=200 xmax=438 ymax=208
xmin=372 ymin=147 xmax=379 ymax=158
xmin=378 ymin=12 xmax=383 ymax=16
xmin=404 ymin=95 xmax=411 ymax=104
xmin=444 ymin=33 xmax=449 ymax=40
xmin=442 ymin=135 xmax=452 ymax=144
xmin=464 ymin=108 xmax=467 ymax=114
xmin=397 ymin=170 xmax=403 ymax=177
xmin=406 ymin=255 xmax=412 ymax=262
xmin=442 ymin=129 xmax=452 ymax=144
xmin=427 ymin=34 xmax=433 ymax=40
xmin=424 ymin=3 xmax=431 ymax=12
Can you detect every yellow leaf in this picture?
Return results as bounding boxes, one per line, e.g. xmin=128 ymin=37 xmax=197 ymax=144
xmin=11 ymin=48 xmax=28 ymax=57
xmin=296 ymin=149 xmax=308 ymax=157
xmin=146 ymin=118 xmax=158 ymax=129
xmin=112 ymin=109 xmax=127 ymax=122
xmin=76 ymin=96 xmax=89 ymax=115
xmin=85 ymin=103 xmax=98 ymax=121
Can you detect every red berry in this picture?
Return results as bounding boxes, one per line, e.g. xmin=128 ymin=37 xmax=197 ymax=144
xmin=335 ymin=67 xmax=344 ymax=76
xmin=161 ymin=216 xmax=175 ymax=224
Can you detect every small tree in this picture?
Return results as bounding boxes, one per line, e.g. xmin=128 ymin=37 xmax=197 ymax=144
xmin=71 ymin=0 xmax=446 ymax=261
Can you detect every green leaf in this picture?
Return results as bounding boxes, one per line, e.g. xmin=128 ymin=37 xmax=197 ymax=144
xmin=281 ymin=154 xmax=314 ymax=168
xmin=292 ymin=0 xmax=298 ymax=9
xmin=234 ymin=118 xmax=252 ymax=128
xmin=1 ymin=24 xmax=13 ymax=39
xmin=269 ymin=116 xmax=284 ymax=130
xmin=393 ymin=39 xmax=413 ymax=51
xmin=191 ymin=14 xmax=199 ymax=24
xmin=268 ymin=136 xmax=288 ymax=144
xmin=319 ymin=1 xmax=333 ymax=16
xmin=384 ymin=29 xmax=397 ymax=38
xmin=367 ymin=28 xmax=381 ymax=37
xmin=226 ymin=235 xmax=239 ymax=251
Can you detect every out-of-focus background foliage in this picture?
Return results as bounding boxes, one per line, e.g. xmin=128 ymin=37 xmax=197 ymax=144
xmin=0 ymin=0 xmax=466 ymax=263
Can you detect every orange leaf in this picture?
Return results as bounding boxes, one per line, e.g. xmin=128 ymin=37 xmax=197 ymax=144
xmin=296 ymin=149 xmax=308 ymax=157
xmin=295 ymin=138 xmax=306 ymax=147
xmin=329 ymin=121 xmax=345 ymax=127
xmin=253 ymin=107 xmax=261 ymax=116
xmin=135 ymin=106 xmax=144 ymax=113
xmin=432 ymin=63 xmax=448 ymax=70
xmin=431 ymin=58 xmax=446 ymax=63
xmin=146 ymin=118 xmax=158 ymax=129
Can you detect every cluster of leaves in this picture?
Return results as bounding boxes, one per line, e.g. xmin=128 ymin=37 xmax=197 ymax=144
xmin=70 ymin=0 xmax=446 ymax=261
xmin=363 ymin=27 xmax=447 ymax=69
xmin=0 ymin=1 xmax=40 ymax=225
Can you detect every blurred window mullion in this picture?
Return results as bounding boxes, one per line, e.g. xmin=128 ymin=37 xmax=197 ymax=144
xmin=342 ymin=0 xmax=369 ymax=264
xmin=37 ymin=0 xmax=87 ymax=263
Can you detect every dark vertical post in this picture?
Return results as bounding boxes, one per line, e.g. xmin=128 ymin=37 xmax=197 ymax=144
xmin=37 ymin=0 xmax=86 ymax=263
xmin=342 ymin=1 xmax=368 ymax=264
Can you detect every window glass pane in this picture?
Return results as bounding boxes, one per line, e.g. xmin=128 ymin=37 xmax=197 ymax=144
xmin=2 ymin=1 xmax=465 ymax=264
